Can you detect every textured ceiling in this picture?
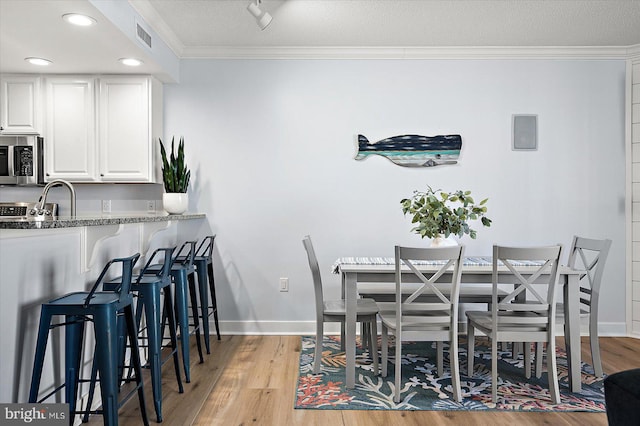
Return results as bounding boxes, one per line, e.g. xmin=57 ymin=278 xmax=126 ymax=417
xmin=1 ymin=0 xmax=639 ymax=78
xmin=135 ymin=0 xmax=640 ymax=56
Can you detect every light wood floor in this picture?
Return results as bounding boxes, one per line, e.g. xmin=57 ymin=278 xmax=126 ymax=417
xmin=94 ymin=335 xmax=640 ymax=426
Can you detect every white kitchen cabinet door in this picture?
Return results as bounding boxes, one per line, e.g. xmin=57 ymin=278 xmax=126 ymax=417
xmin=0 ymin=75 xmax=42 ymax=134
xmin=44 ymin=77 xmax=97 ymax=181
xmin=98 ymin=77 xmax=152 ymax=182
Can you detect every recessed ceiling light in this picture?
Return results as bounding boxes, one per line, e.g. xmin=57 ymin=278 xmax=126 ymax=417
xmin=62 ymin=13 xmax=96 ymax=26
xmin=24 ymin=57 xmax=52 ymax=66
xmin=119 ymin=58 xmax=143 ymax=67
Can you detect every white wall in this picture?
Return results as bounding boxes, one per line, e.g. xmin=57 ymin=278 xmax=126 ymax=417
xmin=164 ymin=58 xmax=627 ymax=335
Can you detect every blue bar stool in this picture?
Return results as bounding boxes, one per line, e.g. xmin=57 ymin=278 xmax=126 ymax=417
xmin=86 ymin=247 xmax=184 ymax=423
xmin=188 ymin=236 xmax=221 ymax=353
xmin=145 ymin=241 xmax=204 ymax=382
xmin=28 ymin=253 xmax=149 ymax=426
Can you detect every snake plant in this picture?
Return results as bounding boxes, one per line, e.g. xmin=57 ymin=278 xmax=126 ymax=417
xmin=159 ymin=136 xmax=190 ymax=193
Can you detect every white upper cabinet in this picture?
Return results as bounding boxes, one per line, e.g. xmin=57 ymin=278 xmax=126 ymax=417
xmin=45 ymin=76 xmax=96 ymax=181
xmin=42 ymin=75 xmax=161 ymax=183
xmin=98 ymin=77 xmax=152 ymax=182
xmin=0 ymin=75 xmax=42 ymax=134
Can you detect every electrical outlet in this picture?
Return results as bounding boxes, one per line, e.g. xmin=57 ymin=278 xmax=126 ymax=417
xmin=102 ymin=199 xmax=111 ymax=213
xmin=146 ymin=200 xmax=156 ymax=212
xmin=279 ymin=277 xmax=289 ymax=292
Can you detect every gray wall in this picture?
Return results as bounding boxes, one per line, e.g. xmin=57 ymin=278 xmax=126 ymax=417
xmin=163 ymin=58 xmax=627 ymax=334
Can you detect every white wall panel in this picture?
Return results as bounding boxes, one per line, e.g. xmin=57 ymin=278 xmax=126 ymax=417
xmin=633 ymin=163 xmax=640 ymax=182
xmin=633 ymin=143 xmax=640 ymax=163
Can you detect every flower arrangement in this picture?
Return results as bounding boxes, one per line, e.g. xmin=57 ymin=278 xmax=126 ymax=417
xmin=400 ymin=186 xmax=492 ymax=239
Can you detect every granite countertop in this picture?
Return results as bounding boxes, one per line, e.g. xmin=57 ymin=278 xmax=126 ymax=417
xmin=0 ymin=213 xmax=206 ymax=229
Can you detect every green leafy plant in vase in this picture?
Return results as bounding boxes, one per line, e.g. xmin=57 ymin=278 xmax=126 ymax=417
xmin=159 ymin=136 xmax=191 ymax=214
xmin=400 ymin=186 xmax=492 ymax=246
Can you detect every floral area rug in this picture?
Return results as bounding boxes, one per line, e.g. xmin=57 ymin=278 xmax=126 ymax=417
xmin=295 ymin=335 xmax=605 ymax=412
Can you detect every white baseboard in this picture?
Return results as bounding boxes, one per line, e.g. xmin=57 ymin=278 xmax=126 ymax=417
xmin=217 ymin=321 xmax=338 ymax=335
xmin=212 ymin=320 xmax=632 ymax=337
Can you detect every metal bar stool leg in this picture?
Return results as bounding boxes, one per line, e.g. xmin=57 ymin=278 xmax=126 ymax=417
xmin=92 ymin=309 xmax=121 ymax=426
xmin=28 ymin=309 xmax=53 ymax=403
xmin=186 ymin=270 xmax=204 ymax=363
xmin=207 ymin=261 xmax=221 ymax=340
xmin=140 ymin=286 xmax=163 ymax=422
xmin=194 ymin=263 xmax=211 ymax=354
xmin=123 ymin=304 xmax=150 ymax=426
xmin=64 ymin=315 xmax=85 ymax=419
xmin=82 ymin=359 xmax=99 ymax=423
xmin=172 ymin=271 xmax=192 ymax=382
xmin=163 ymin=284 xmax=184 ymax=393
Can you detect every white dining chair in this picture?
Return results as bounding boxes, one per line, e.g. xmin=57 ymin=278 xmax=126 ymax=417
xmin=302 ymin=235 xmax=379 ymax=375
xmin=466 ymin=244 xmax=563 ymax=404
xmin=380 ymin=245 xmax=465 ymax=403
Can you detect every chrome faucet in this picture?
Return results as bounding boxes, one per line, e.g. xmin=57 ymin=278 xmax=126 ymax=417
xmin=36 ymin=179 xmax=76 ymax=218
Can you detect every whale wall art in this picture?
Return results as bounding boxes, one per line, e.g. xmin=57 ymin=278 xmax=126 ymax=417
xmin=355 ymin=134 xmax=462 ymax=167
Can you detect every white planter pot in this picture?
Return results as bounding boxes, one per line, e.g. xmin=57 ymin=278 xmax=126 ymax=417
xmin=163 ymin=193 xmax=188 ymax=215
xmin=430 ymin=235 xmax=458 ymax=247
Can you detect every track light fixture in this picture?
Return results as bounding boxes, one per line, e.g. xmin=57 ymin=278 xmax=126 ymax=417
xmin=247 ymin=0 xmax=272 ymax=30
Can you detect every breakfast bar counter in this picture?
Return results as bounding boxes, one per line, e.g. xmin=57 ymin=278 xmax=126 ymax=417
xmin=0 ymin=213 xmax=206 ymax=230
xmin=0 ymin=212 xmax=210 ymax=403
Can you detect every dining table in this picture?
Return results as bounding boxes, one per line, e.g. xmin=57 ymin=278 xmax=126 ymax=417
xmin=333 ymin=256 xmax=585 ymax=392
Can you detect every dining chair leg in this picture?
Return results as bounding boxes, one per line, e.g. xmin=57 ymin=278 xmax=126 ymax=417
xmin=589 ymin=312 xmax=603 ymax=378
xmin=547 ymin=331 xmax=561 ymax=404
xmin=491 ymin=337 xmax=498 ymax=403
xmin=512 ymin=342 xmax=521 ymax=360
xmin=361 ymin=322 xmax=369 ymax=353
xmin=535 ymin=342 xmax=543 ymax=378
xmin=524 ymin=342 xmax=532 ymax=379
xmin=436 ymin=341 xmax=444 ymax=376
xmin=369 ymin=318 xmax=378 ymax=375
xmin=313 ymin=321 xmax=324 ymax=374
xmin=450 ymin=331 xmax=462 ymax=402
xmin=467 ymin=321 xmax=475 ymax=376
xmin=394 ymin=331 xmax=402 ymax=403
xmin=381 ymin=324 xmax=388 ymax=377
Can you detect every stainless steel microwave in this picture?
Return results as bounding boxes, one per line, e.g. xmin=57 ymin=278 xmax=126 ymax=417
xmin=0 ymin=134 xmax=45 ymax=186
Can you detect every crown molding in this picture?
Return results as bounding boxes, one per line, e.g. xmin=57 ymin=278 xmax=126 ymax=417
xmin=628 ymin=44 xmax=640 ymax=61
xmin=180 ymin=45 xmax=635 ymax=60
